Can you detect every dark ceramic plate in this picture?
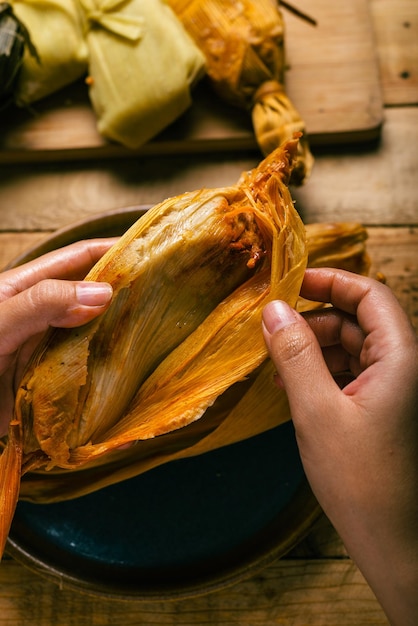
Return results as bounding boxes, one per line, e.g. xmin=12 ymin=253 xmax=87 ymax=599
xmin=5 ymin=208 xmax=320 ymax=600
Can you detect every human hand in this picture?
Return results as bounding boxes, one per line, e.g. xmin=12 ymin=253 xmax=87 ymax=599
xmin=262 ymin=268 xmax=418 ymax=626
xmin=0 ymin=239 xmax=115 ymax=437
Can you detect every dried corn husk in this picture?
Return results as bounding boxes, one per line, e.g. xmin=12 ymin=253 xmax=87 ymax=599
xmin=77 ymin=0 xmax=206 ymax=149
xmin=0 ymin=137 xmax=306 ymax=552
xmin=305 ymin=221 xmax=370 ymax=275
xmin=167 ymin=0 xmax=314 ymax=184
xmin=0 ymin=140 xmax=373 ymax=555
xmin=12 ymin=220 xmax=370 ymax=509
xmin=0 ymin=141 xmax=373 ymax=557
xmin=10 ymin=0 xmax=88 ymax=106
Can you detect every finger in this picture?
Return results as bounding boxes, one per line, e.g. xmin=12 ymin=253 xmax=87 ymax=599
xmin=0 ymin=238 xmax=117 ymax=302
xmin=301 ymin=268 xmax=373 ymax=315
xmin=319 ymin=345 xmax=363 ymax=379
xmin=302 ymin=268 xmax=411 ymax=338
xmin=303 ymin=307 xmax=365 ymax=358
xmin=302 ymin=267 xmax=417 ymax=373
xmin=0 ymin=279 xmax=113 ymax=362
xmin=300 ymin=308 xmax=365 ymax=377
xmin=262 ymin=300 xmax=345 ymax=424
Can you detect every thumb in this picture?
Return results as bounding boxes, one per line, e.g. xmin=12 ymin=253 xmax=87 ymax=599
xmin=0 ymin=279 xmax=113 ymax=360
xmin=262 ymin=300 xmax=338 ymax=423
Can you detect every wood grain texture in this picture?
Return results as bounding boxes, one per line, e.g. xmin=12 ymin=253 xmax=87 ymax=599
xmin=0 ymin=558 xmax=388 ymax=626
xmin=0 ymin=107 xmax=416 ymax=231
xmin=292 ymin=108 xmax=418 ymax=226
xmin=370 ymin=0 xmax=418 ymax=104
xmin=284 ymin=0 xmax=383 ymax=138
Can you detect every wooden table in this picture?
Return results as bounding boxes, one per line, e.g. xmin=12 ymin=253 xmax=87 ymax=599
xmin=0 ymin=1 xmax=416 ymax=623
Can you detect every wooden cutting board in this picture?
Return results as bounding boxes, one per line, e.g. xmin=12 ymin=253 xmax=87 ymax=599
xmin=0 ymin=0 xmax=383 ymax=164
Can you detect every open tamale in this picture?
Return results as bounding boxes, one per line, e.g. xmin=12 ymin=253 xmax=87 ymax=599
xmin=12 ymin=220 xmax=370 ymax=508
xmin=78 ymin=0 xmax=206 ymax=149
xmin=10 ymin=0 xmax=88 ymax=106
xmin=0 ymin=136 xmax=306 ymax=551
xmin=167 ymin=0 xmax=314 ymax=184
xmin=0 ymin=137 xmax=372 ymax=555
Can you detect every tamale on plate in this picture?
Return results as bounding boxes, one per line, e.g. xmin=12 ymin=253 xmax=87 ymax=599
xmin=0 ymin=137 xmax=306 ymax=553
xmin=0 ymin=137 xmax=371 ymax=557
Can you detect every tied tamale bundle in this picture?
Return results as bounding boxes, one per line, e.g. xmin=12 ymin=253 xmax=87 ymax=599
xmin=77 ymin=0 xmax=206 ymax=149
xmin=167 ymin=0 xmax=314 ymax=184
xmin=10 ymin=0 xmax=88 ymax=106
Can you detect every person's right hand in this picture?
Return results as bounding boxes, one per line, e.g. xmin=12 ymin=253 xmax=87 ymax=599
xmin=262 ymin=268 xmax=418 ymax=626
xmin=0 ymin=239 xmax=115 ymax=436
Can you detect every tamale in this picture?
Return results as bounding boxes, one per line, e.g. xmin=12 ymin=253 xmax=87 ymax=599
xmin=167 ymin=0 xmax=314 ymax=184
xmin=13 ymin=221 xmax=370 ymax=507
xmin=0 ymin=2 xmax=38 ymax=109
xmin=17 ymin=136 xmax=306 ymax=467
xmin=0 ymin=137 xmax=306 ymax=553
xmin=10 ymin=0 xmax=88 ymax=106
xmin=0 ymin=138 xmax=372 ymax=554
xmin=77 ymin=0 xmax=206 ymax=149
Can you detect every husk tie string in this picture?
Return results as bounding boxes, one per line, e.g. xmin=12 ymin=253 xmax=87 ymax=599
xmin=79 ymin=0 xmax=144 ymax=41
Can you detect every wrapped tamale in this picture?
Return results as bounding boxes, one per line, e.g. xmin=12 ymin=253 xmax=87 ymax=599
xmin=0 ymin=2 xmax=38 ymax=109
xmin=167 ymin=0 xmax=314 ymax=184
xmin=10 ymin=0 xmax=88 ymax=106
xmin=77 ymin=0 xmax=206 ymax=149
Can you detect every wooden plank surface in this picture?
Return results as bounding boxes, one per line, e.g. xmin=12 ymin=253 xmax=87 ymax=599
xmin=0 ymin=558 xmax=388 ymax=626
xmin=0 ymin=0 xmax=383 ymax=163
xmin=370 ymin=0 xmax=418 ymax=104
xmin=0 ymin=107 xmax=416 ymax=231
xmin=292 ymin=107 xmax=418 ymax=226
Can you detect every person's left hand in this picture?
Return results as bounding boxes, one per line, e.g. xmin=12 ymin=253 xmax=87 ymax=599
xmin=0 ymin=239 xmax=115 ymax=436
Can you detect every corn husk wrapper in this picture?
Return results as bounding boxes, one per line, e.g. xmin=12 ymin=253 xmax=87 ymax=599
xmin=0 ymin=138 xmax=371 ymax=553
xmin=0 ymin=137 xmax=305 ymax=551
xmin=10 ymin=219 xmax=370 ymax=510
xmin=10 ymin=0 xmax=87 ymax=106
xmin=77 ymin=0 xmax=206 ymax=149
xmin=167 ymin=0 xmax=314 ymax=184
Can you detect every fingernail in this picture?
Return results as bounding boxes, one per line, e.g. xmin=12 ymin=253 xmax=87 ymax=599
xmin=76 ymin=282 xmax=113 ymax=306
xmin=262 ymin=301 xmax=298 ymax=335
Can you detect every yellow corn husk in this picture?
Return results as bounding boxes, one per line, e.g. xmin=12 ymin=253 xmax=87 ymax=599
xmin=306 ymin=222 xmax=370 ymax=274
xmin=0 ymin=141 xmax=373 ymax=556
xmin=10 ymin=0 xmax=88 ymax=106
xmin=167 ymin=0 xmax=314 ymax=184
xmin=13 ymin=220 xmax=371 ymax=509
xmin=77 ymin=0 xmax=206 ymax=149
xmin=0 ymin=137 xmax=306 ymax=551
